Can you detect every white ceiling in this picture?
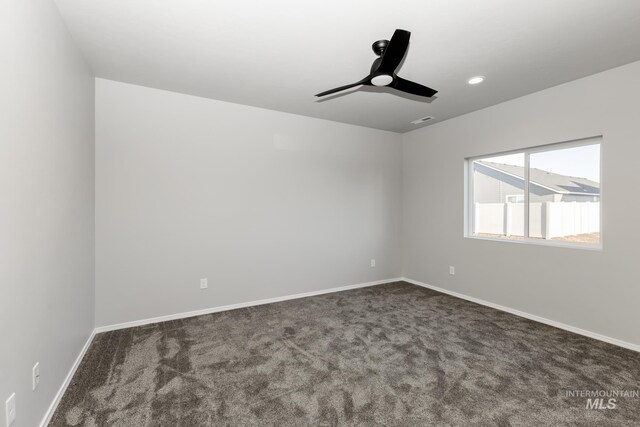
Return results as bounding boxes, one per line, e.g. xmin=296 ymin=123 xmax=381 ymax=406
xmin=54 ymin=0 xmax=640 ymax=133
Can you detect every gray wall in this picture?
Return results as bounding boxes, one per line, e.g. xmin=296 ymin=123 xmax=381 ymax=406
xmin=402 ymin=59 xmax=640 ymax=346
xmin=95 ymin=79 xmax=402 ymax=327
xmin=0 ymin=1 xmax=95 ymax=426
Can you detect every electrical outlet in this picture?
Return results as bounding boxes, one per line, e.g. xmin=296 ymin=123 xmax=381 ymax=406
xmin=32 ymin=362 xmax=40 ymax=390
xmin=5 ymin=393 xmax=16 ymax=426
xmin=449 ymin=266 xmax=455 ymax=275
xmin=370 ymin=259 xmax=376 ymax=268
xmin=200 ymin=278 xmax=208 ymax=289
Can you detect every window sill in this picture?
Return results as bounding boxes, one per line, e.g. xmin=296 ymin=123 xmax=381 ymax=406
xmin=464 ymin=235 xmax=603 ymax=251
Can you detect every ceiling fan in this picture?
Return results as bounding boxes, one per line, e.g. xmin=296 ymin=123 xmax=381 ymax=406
xmin=315 ymin=29 xmax=437 ymax=99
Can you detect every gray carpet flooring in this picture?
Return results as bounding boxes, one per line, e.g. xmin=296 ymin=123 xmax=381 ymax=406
xmin=51 ymin=281 xmax=640 ymax=426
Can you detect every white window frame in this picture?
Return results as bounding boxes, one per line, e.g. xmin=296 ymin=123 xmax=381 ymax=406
xmin=465 ymin=136 xmax=603 ymax=250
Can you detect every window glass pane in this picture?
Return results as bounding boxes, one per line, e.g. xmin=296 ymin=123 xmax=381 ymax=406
xmin=528 ymin=143 xmax=600 ymax=244
xmin=472 ymin=153 xmax=525 ymax=240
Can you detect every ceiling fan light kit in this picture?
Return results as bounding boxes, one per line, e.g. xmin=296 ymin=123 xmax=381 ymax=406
xmin=315 ymin=29 xmax=438 ymax=99
xmin=371 ymin=74 xmax=393 ymax=86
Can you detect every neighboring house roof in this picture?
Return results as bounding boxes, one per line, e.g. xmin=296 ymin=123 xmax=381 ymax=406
xmin=476 ymin=161 xmax=600 ymax=195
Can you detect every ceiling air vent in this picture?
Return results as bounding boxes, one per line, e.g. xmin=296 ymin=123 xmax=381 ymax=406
xmin=411 ymin=116 xmax=434 ymax=125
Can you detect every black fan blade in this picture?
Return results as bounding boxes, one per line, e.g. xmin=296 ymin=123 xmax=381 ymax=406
xmin=377 ymin=29 xmax=410 ymax=74
xmin=390 ymin=76 xmax=437 ymax=98
xmin=315 ymin=76 xmax=372 ymax=97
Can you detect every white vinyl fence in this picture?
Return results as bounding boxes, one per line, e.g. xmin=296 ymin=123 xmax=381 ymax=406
xmin=474 ymin=202 xmax=599 ymax=239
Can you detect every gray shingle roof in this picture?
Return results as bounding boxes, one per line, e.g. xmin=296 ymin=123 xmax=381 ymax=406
xmin=477 ymin=161 xmax=600 ymax=195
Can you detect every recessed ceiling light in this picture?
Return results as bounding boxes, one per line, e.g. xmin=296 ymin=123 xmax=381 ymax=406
xmin=468 ymin=76 xmax=485 ymax=85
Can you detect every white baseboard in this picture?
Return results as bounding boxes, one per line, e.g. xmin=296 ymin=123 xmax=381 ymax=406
xmin=41 ymin=278 xmax=401 ymax=425
xmin=95 ymin=277 xmax=402 ymax=333
xmin=39 ymin=329 xmax=96 ymax=427
xmin=402 ymin=277 xmax=640 ymax=353
xmin=41 ymin=276 xmax=637 ymax=425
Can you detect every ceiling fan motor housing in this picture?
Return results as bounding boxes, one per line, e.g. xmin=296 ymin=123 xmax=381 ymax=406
xmin=370 ymin=40 xmax=393 ymax=85
xmin=372 ymin=39 xmax=389 ymax=56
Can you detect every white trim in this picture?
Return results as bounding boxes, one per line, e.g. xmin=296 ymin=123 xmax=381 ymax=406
xmin=467 ymin=135 xmax=602 ymax=161
xmin=95 ymin=278 xmax=402 ymax=333
xmin=466 ymin=234 xmax=603 ymax=251
xmin=39 ymin=330 xmax=96 ymax=427
xmin=524 ymin=152 xmax=530 ymax=238
xmin=466 ymin=137 xmax=603 ymax=250
xmin=465 ymin=158 xmax=473 ymax=237
xmin=598 ymin=137 xmax=605 ymax=248
xmin=402 ymin=277 xmax=640 ymax=353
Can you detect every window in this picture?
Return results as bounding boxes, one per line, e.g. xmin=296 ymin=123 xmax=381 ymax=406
xmin=467 ymin=137 xmax=601 ymax=248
